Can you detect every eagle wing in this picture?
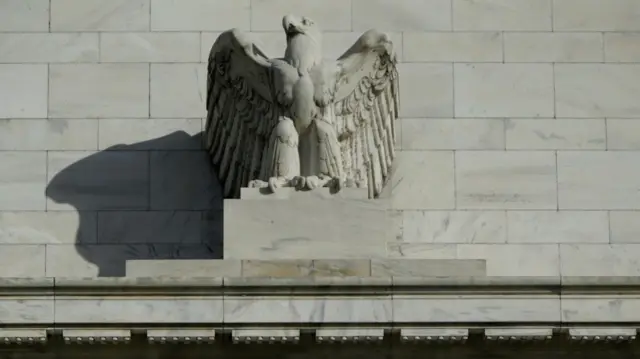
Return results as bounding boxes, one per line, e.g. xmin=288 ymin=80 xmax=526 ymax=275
xmin=330 ymin=30 xmax=400 ymax=198
xmin=205 ymin=29 xmax=287 ymax=198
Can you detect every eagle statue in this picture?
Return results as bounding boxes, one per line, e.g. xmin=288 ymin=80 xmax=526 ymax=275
xmin=205 ymin=14 xmax=399 ymax=199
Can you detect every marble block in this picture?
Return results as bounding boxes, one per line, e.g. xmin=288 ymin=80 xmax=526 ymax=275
xmin=224 ymin=188 xmax=391 ymax=259
xmin=126 ymin=259 xmax=241 ymax=277
xmin=54 ymin=297 xmax=223 ymax=324
xmin=393 ymin=294 xmax=560 ymax=323
xmin=371 ymin=259 xmax=486 ymax=277
xmin=224 ymin=296 xmax=391 ymax=324
xmin=0 ymin=297 xmax=54 ymax=324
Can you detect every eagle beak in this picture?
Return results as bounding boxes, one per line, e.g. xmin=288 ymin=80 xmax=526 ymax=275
xmin=283 ymin=15 xmax=302 ymax=35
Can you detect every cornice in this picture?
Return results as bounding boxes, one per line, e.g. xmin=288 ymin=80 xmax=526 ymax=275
xmin=2 ymin=276 xmax=640 ymax=346
xmin=4 ymin=276 xmax=640 ymax=296
xmin=6 ymin=276 xmax=640 ymax=292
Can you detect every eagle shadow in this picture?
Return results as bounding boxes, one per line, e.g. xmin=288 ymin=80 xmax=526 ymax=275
xmin=45 ymin=131 xmax=224 ymax=277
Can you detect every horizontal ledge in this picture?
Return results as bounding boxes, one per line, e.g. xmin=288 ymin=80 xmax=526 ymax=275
xmin=2 ymin=276 xmax=640 ymax=295
xmin=0 ymin=327 xmax=639 ymax=345
xmin=3 ymin=277 xmax=640 ymax=326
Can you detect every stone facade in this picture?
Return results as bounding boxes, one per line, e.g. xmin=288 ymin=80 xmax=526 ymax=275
xmin=1 ymin=277 xmax=640 ymax=357
xmin=2 ymin=1 xmax=640 ymax=271
xmin=2 ymin=1 xmax=640 ymax=356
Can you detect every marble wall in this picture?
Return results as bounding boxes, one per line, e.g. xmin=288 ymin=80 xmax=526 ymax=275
xmin=1 ymin=0 xmax=640 ymax=277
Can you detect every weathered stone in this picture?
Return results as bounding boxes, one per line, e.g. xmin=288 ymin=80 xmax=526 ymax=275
xmin=126 ymin=259 xmax=241 ymax=277
xmin=46 ymin=244 xmax=220 ymax=277
xmin=610 ymin=212 xmax=640 ymax=243
xmin=391 ymin=151 xmax=455 ymax=210
xmin=505 ymin=119 xmax=606 ymax=150
xmin=558 ymin=151 xmax=640 ymax=209
xmin=606 ymin=33 xmax=640 ymax=62
xmin=0 ymin=211 xmax=96 ymax=244
xmin=0 ymin=119 xmax=98 ymax=151
xmin=50 ymin=0 xmax=150 ymax=31
xmin=455 ymin=63 xmax=554 ymax=118
xmin=402 ymin=211 xmax=506 ymax=244
xmin=455 ymin=151 xmax=557 ymax=210
xmin=398 ymin=63 xmax=453 ymax=118
xmin=554 ymin=0 xmax=640 ymax=31
xmin=311 ymin=260 xmax=371 ymax=277
xmin=504 ymin=33 xmax=603 ymax=63
xmin=0 ymin=0 xmax=49 ymax=31
xmin=151 ymin=0 xmax=250 ymax=31
xmin=0 ymin=245 xmax=46 ymax=277
xmin=0 ymin=33 xmax=99 ymax=63
xmin=240 ymin=259 xmax=372 ymax=278
xmin=242 ymin=260 xmax=313 ymax=277
xmin=224 ymin=190 xmax=390 ymax=259
xmin=49 ymin=64 xmax=149 ymax=118
xmin=607 ymin=119 xmax=640 ymax=149
xmin=457 ymin=244 xmax=560 ymax=276
xmin=555 ymin=64 xmax=640 ymax=118
xmin=352 ymin=0 xmax=451 ymax=31
xmin=393 ymin=294 xmax=559 ymax=323
xmin=0 ymin=296 xmax=53 ymax=324
xmin=404 ymin=32 xmax=502 ymax=62
xmin=100 ymin=33 xmax=200 ymax=63
xmin=453 ymin=0 xmax=552 ymax=31
xmin=0 ymin=152 xmax=47 ymax=210
xmin=507 ymin=211 xmax=609 ymax=244
xmin=55 ymin=297 xmax=223 ymax=324
xmin=401 ymin=118 xmax=505 ymax=150
xmin=223 ymin=296 xmax=391 ymax=323
xmin=150 ymin=64 xmax=206 ymax=118
xmin=0 ymin=64 xmax=47 ymax=118
xmin=370 ymin=259 xmax=486 ymax=277
xmin=560 ymin=244 xmax=640 ymax=276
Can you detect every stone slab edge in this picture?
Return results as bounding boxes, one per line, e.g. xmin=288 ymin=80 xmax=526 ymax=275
xmin=3 ymin=276 xmax=640 ymax=339
xmin=3 ymin=276 xmax=640 ymax=293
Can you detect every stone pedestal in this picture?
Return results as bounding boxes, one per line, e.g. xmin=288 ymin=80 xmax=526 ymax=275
xmin=223 ymin=188 xmax=392 ymax=259
xmin=126 ymin=188 xmax=489 ymax=278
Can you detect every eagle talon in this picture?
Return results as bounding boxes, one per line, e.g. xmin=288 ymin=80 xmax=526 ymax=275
xmin=268 ymin=176 xmax=291 ymax=192
xmin=291 ymin=176 xmax=306 ymax=190
xmin=248 ymin=179 xmax=269 ymax=188
xmin=304 ymin=175 xmax=321 ymax=190
xmin=320 ymin=176 xmax=340 ymax=189
xmin=344 ymin=177 xmax=357 ymax=188
xmin=330 ymin=177 xmax=343 ymax=192
xmin=303 ymin=175 xmax=341 ymax=191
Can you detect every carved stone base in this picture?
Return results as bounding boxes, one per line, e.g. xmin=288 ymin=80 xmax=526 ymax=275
xmin=223 ymin=188 xmax=392 ymax=259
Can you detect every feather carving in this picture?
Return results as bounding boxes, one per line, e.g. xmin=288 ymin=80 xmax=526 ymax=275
xmin=205 ymin=29 xmax=288 ymax=198
xmin=325 ymin=29 xmax=400 ymax=198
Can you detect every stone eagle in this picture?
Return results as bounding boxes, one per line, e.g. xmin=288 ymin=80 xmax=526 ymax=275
xmin=205 ymin=14 xmax=399 ymax=199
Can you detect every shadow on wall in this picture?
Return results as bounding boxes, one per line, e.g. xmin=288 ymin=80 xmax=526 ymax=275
xmin=46 ymin=131 xmax=224 ymax=277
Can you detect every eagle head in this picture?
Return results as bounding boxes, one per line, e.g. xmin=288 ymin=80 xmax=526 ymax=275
xmin=282 ymin=14 xmax=321 ymax=42
xmin=282 ymin=15 xmax=323 ymax=71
